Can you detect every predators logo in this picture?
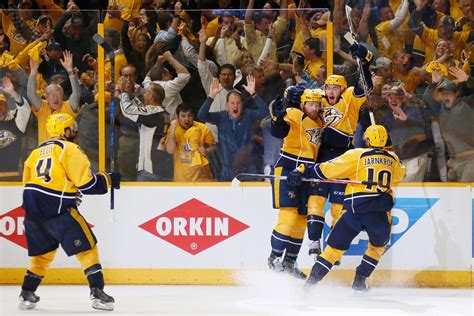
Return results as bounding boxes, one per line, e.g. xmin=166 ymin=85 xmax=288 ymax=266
xmin=305 ymin=127 xmax=322 ymax=146
xmin=0 ymin=130 xmax=17 ymax=148
xmin=320 ymin=107 xmax=343 ymax=127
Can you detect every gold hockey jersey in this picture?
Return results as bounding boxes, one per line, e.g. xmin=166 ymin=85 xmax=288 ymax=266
xmin=23 ymin=140 xmax=110 ymax=217
xmin=275 ymin=107 xmax=324 ymax=167
xmin=320 ymin=87 xmax=366 ymax=148
xmin=313 ymin=147 xmax=406 ymax=213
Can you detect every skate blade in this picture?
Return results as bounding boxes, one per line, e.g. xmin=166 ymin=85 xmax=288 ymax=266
xmin=18 ymin=300 xmax=37 ymax=310
xmin=91 ymin=299 xmax=114 ymax=311
xmin=352 ymin=287 xmax=370 ymax=294
xmin=303 ymin=279 xmax=318 ymax=295
xmin=288 ymin=271 xmax=307 ymax=280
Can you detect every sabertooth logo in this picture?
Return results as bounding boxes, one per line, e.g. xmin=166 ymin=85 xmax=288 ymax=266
xmin=0 ymin=130 xmax=17 ymax=148
xmin=139 ymin=198 xmax=249 ymax=255
xmin=305 ymin=128 xmax=322 ymax=146
xmin=320 ymin=107 xmax=343 ymax=127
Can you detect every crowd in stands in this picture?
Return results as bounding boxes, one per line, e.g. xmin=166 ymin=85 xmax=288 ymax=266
xmin=0 ymin=0 xmax=473 ymax=183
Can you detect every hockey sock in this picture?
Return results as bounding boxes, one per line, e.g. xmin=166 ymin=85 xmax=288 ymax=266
xmin=307 ymin=215 xmax=324 ymax=241
xmin=271 ymin=208 xmax=299 ymax=257
xmin=355 ymin=255 xmax=378 ymax=277
xmin=22 ymin=270 xmax=43 ymax=292
xmin=85 ymin=264 xmax=105 ymax=289
xmin=309 ymin=256 xmax=332 ymax=282
xmin=356 ymin=243 xmax=385 ymax=277
xmin=284 ymin=236 xmax=303 ymax=262
xmin=284 ymin=214 xmax=305 ymax=261
xmin=270 ymin=230 xmax=288 ymax=257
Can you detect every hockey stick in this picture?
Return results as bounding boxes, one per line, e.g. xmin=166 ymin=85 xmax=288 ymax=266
xmin=232 ymin=173 xmax=389 ymax=188
xmin=344 ymin=4 xmax=375 ymax=125
xmin=93 ymin=34 xmax=116 ymax=210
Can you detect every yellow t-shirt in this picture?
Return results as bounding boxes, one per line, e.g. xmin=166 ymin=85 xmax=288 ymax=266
xmin=91 ymin=51 xmax=128 ymax=83
xmin=393 ymin=69 xmax=421 ymax=94
xmin=33 ymin=100 xmax=77 ymax=144
xmin=375 ymin=20 xmax=405 ymax=60
xmin=103 ymin=0 xmax=141 ymax=31
xmin=449 ymin=0 xmax=463 ymax=20
xmin=1 ymin=15 xmax=37 ymax=55
xmin=303 ymin=58 xmax=324 ymax=81
xmin=292 ymin=23 xmax=327 ymax=62
xmin=422 ymin=28 xmax=470 ymax=63
xmin=169 ymin=122 xmax=216 ymax=182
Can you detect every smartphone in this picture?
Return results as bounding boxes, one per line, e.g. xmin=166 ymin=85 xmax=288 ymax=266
xmin=295 ymin=53 xmax=305 ymax=66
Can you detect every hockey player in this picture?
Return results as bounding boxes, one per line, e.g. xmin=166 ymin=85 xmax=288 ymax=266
xmin=268 ymin=86 xmax=324 ymax=279
xmin=19 ymin=113 xmax=121 ymax=311
xmin=293 ymin=125 xmax=406 ymax=290
xmin=307 ymin=42 xmax=374 ymax=259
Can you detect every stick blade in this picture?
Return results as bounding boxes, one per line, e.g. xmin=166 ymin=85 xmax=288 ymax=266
xmin=234 ymin=173 xmax=267 ymax=182
xmin=345 ymin=5 xmax=352 ymax=16
xmin=231 ymin=177 xmax=242 ymax=188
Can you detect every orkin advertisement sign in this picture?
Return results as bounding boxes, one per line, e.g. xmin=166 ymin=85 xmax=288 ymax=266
xmin=139 ymin=198 xmax=250 ymax=255
xmin=0 ymin=206 xmax=94 ymax=251
xmin=0 ymin=206 xmax=27 ymax=249
xmin=0 ymin=185 xmax=471 ymax=279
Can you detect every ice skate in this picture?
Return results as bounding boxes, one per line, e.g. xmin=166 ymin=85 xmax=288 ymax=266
xmin=267 ymin=253 xmax=284 ymax=272
xmin=90 ymin=288 xmax=115 ymax=311
xmin=282 ymin=260 xmax=307 ymax=279
xmin=18 ymin=290 xmax=39 ymax=310
xmin=304 ymin=275 xmax=319 ymax=289
xmin=308 ymin=239 xmax=321 ymax=260
xmin=352 ymin=275 xmax=369 ymax=292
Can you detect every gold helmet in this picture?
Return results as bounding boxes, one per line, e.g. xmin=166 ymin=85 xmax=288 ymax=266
xmin=300 ymin=89 xmax=323 ymax=104
xmin=46 ymin=113 xmax=77 ymax=138
xmin=364 ymin=125 xmax=388 ymax=148
xmin=324 ymin=75 xmax=347 ymax=90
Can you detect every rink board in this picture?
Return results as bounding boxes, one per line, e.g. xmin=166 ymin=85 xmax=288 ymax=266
xmin=1 ymin=183 xmax=473 ymax=287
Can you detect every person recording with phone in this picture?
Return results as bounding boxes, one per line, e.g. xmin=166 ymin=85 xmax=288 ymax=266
xmin=206 ymin=12 xmax=246 ymax=66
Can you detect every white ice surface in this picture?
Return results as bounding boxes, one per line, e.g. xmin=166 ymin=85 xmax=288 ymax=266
xmin=1 ymin=271 xmax=473 ymax=316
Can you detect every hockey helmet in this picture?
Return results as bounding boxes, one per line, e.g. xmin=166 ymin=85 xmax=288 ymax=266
xmin=324 ymin=75 xmax=347 ymax=90
xmin=364 ymin=125 xmax=388 ymax=148
xmin=46 ymin=113 xmax=77 ymax=138
xmin=300 ymin=88 xmax=323 ymax=104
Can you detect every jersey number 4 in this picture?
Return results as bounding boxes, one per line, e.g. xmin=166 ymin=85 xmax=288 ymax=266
xmin=36 ymin=157 xmax=53 ymax=183
xmin=366 ymin=168 xmax=391 ymax=190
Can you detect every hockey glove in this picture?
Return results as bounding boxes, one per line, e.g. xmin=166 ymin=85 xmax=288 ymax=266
xmin=270 ymin=96 xmax=285 ymax=121
xmin=108 ymin=172 xmax=121 ymax=190
xmin=287 ymin=164 xmax=307 ymax=187
xmin=349 ymin=43 xmax=373 ymax=64
xmin=285 ymin=84 xmax=305 ymax=107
